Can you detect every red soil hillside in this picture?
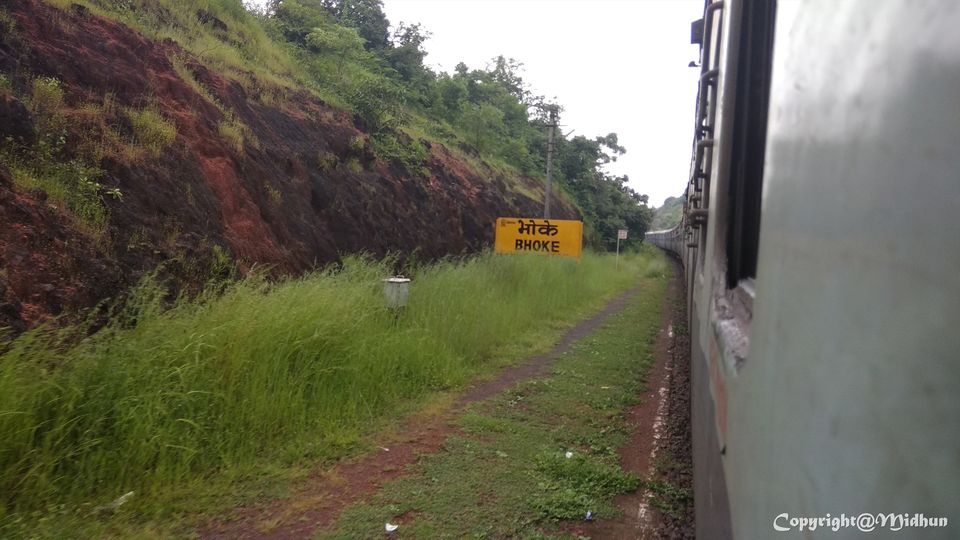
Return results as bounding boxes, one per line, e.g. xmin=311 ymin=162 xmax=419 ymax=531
xmin=0 ymin=0 xmax=576 ymax=334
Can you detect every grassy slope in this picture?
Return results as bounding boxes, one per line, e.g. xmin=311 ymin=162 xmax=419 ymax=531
xmin=16 ymin=0 xmax=576 ymax=217
xmin=325 ymin=263 xmax=668 ymax=538
xmin=0 ymin=249 xmax=667 ymax=537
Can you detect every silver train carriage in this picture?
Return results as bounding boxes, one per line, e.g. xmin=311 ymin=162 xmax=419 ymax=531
xmin=647 ymin=0 xmax=960 ymax=538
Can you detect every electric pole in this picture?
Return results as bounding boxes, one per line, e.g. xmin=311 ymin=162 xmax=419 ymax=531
xmin=544 ymin=105 xmax=558 ymax=219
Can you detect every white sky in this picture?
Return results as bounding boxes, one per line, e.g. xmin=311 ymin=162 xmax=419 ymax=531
xmin=382 ymin=0 xmax=703 ymax=207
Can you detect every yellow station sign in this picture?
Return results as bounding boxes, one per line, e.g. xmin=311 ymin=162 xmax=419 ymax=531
xmin=494 ymin=217 xmax=583 ymax=258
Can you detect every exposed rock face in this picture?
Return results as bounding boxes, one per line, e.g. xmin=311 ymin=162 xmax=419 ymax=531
xmin=0 ymin=0 xmax=576 ymax=334
xmin=0 ymin=94 xmax=34 ymax=143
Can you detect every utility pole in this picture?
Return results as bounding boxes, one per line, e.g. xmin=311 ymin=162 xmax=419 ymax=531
xmin=544 ymin=105 xmax=558 ymax=219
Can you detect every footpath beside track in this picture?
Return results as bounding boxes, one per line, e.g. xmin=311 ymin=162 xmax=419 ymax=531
xmin=203 ymin=261 xmax=692 ymax=539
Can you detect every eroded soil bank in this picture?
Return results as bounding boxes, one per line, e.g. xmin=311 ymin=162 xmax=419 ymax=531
xmin=0 ymin=0 xmax=576 ymax=334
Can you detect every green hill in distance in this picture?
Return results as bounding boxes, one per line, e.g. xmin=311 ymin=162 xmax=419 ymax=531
xmin=652 ymin=194 xmax=683 ymax=230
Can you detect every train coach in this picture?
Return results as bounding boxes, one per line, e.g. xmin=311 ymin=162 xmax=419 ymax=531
xmin=648 ymin=0 xmax=960 ymax=538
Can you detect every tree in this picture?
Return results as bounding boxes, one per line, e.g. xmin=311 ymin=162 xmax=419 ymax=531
xmin=434 ymin=74 xmax=466 ymax=120
xmin=305 ymin=24 xmax=365 ymax=80
xmin=384 ymin=22 xmax=429 ymax=81
xmin=489 ymin=56 xmax=528 ymax=102
xmin=460 ymin=103 xmax=504 ymax=153
xmin=552 ymin=134 xmax=653 ymax=250
xmin=271 ymin=0 xmax=332 ymax=44
xmin=318 ymin=0 xmax=390 ymax=50
xmin=595 ymin=133 xmax=626 ymax=161
xmin=349 ymin=76 xmax=407 ymax=133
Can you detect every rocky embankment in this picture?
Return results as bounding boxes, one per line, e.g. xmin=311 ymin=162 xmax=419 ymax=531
xmin=0 ymin=0 xmax=575 ymax=334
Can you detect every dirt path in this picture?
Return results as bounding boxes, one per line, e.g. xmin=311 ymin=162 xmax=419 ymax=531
xmin=201 ymin=286 xmax=648 ymax=539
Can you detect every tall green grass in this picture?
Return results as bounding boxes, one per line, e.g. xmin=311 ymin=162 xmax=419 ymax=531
xmin=0 ymin=250 xmax=666 ymax=522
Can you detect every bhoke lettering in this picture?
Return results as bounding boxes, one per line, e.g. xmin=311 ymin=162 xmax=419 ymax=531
xmin=517 ymin=219 xmax=559 ymax=236
xmin=514 ymin=239 xmax=561 ymax=253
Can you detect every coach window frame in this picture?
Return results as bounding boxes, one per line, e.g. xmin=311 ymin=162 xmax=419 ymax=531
xmin=724 ymin=0 xmax=777 ymax=295
xmin=704 ymin=0 xmax=778 ymax=375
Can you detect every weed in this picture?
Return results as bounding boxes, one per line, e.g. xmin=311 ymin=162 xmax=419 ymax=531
xmin=317 ymin=150 xmax=338 ymax=173
xmin=28 ymin=76 xmax=64 ymax=118
xmin=169 ymin=53 xmax=220 ymax=108
xmin=531 ymin=452 xmax=640 ymax=519
xmin=0 ymin=9 xmax=14 ymax=37
xmin=459 ymin=412 xmax=516 ymax=435
xmin=8 ymin=160 xmax=112 ymax=225
xmin=343 ymin=156 xmax=363 ymax=174
xmin=209 ymin=244 xmax=235 ymax=280
xmin=646 ymin=479 xmax=693 ymax=519
xmin=218 ymin=119 xmax=245 ymax=153
xmin=162 ymin=222 xmax=182 ymax=251
xmin=653 ymin=454 xmax=690 ymax=477
xmin=674 ymin=321 xmax=689 ymax=337
xmin=372 ymin=132 xmax=429 ymax=177
xmin=348 ymin=134 xmax=365 ymax=153
xmin=347 ymin=76 xmax=408 ymax=133
xmin=125 ymin=107 xmax=176 ymax=157
xmin=265 ymin=183 xmax=282 ymax=204
xmin=126 ymin=227 xmax=149 ymax=250
xmin=0 ymin=76 xmax=120 ymax=228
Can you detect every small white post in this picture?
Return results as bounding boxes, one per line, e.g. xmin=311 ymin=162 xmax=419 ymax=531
xmin=616 ymin=229 xmax=627 ymax=269
xmin=383 ymin=276 xmax=411 ymax=309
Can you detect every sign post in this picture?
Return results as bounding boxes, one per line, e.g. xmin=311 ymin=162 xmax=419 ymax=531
xmin=616 ymin=229 xmax=628 ymax=268
xmin=494 ymin=218 xmax=583 ymax=259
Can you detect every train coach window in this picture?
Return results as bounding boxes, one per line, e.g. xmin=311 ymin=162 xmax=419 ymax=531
xmin=726 ymin=0 xmax=777 ymax=289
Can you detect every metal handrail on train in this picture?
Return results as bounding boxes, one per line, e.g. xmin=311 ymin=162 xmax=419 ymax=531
xmin=685 ymin=0 xmax=723 ymax=254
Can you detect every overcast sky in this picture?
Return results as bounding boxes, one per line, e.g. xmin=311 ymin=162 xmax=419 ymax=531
xmin=382 ymin=0 xmax=703 ymax=207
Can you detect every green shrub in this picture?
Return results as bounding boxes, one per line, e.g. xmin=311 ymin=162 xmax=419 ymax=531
xmin=0 ymin=76 xmax=119 ymax=228
xmin=343 ymin=155 xmax=363 ymax=173
xmin=125 ymin=107 xmax=177 ymax=157
xmin=28 ymin=77 xmax=66 ymax=136
xmin=265 ymin=183 xmax=282 ymax=203
xmin=218 ymin=119 xmax=245 ymax=153
xmin=8 ymin=159 xmax=113 ymax=226
xmin=372 ymin=132 xmax=428 ymax=176
xmin=348 ymin=76 xmax=408 ymax=133
xmin=209 ymin=244 xmax=235 ymax=280
xmin=317 ymin=150 xmax=338 ymax=172
xmin=28 ymin=76 xmax=64 ymax=116
xmin=348 ymin=134 xmax=365 ymax=153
